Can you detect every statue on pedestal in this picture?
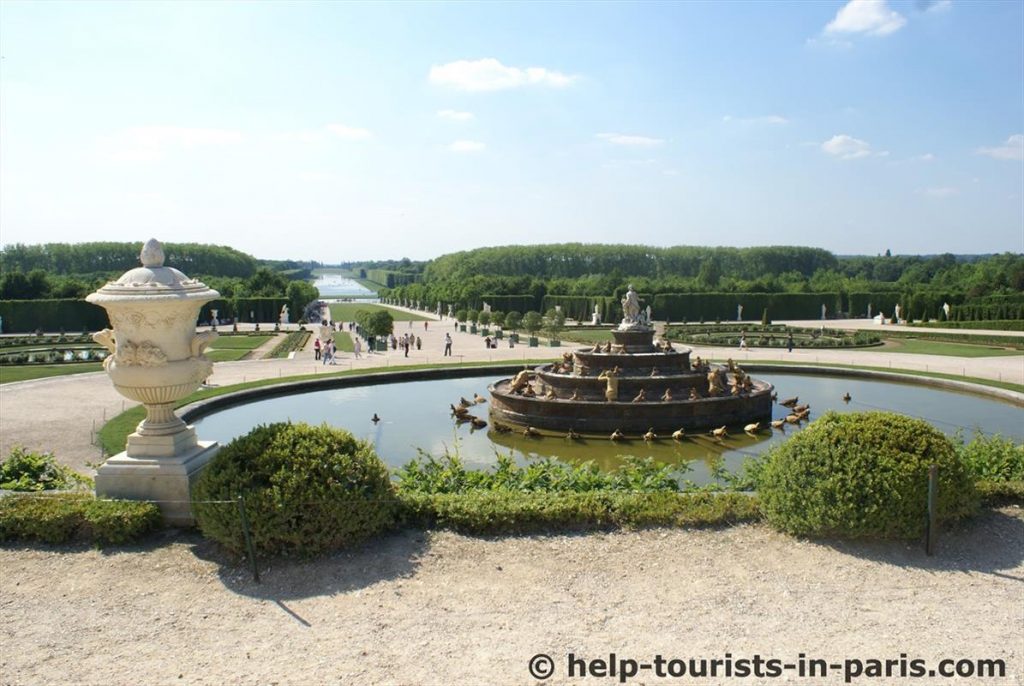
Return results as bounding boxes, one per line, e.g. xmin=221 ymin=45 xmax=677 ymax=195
xmin=620 ymin=285 xmax=641 ymax=326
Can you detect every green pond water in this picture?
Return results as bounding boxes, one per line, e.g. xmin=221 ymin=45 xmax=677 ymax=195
xmin=190 ymin=372 xmax=1022 ymax=485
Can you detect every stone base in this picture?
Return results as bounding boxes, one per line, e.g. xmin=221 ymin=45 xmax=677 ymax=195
xmin=94 ymin=441 xmax=220 ymax=526
xmin=125 ymin=426 xmax=199 ymax=458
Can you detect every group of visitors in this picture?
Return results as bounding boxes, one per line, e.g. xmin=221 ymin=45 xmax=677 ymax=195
xmin=317 ymin=337 xmax=338 ymax=365
xmin=482 ymin=336 xmax=499 ymax=349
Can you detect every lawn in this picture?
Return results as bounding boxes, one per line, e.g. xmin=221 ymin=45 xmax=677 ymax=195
xmin=879 ymin=338 xmax=1024 ymax=358
xmin=0 ymin=363 xmax=103 ymax=384
xmin=205 ymin=334 xmax=274 ymax=362
xmin=333 ymin=331 xmax=354 ymax=352
xmin=205 ymin=334 xmax=273 ymax=349
xmin=559 ymin=328 xmax=618 ymax=344
xmin=328 ymin=303 xmax=431 ymax=322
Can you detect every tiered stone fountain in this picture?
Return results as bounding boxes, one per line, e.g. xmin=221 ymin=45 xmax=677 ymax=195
xmin=489 ymin=285 xmax=773 ymax=434
xmin=87 ymin=239 xmax=221 ymax=524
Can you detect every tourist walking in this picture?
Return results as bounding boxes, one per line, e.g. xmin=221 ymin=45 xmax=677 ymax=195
xmin=353 ymin=337 xmax=362 ymax=359
xmin=322 ymin=340 xmax=333 ymax=365
xmin=313 ymin=338 xmax=321 ymax=360
xmin=786 ymin=334 xmax=794 ymax=353
xmin=415 ymin=336 xmax=421 ymax=350
xmin=444 ymin=333 xmax=452 ymax=357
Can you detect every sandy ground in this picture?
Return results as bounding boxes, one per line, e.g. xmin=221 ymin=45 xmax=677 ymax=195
xmin=1 ymin=510 xmax=1021 ymax=685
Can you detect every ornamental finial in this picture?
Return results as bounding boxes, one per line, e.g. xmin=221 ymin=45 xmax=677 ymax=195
xmin=140 ymin=238 xmax=165 ymax=268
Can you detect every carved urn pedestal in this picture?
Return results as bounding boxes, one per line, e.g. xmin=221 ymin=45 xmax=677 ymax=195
xmin=86 ymin=239 xmax=221 ymax=525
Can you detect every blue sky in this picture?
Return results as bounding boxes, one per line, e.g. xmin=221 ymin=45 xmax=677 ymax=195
xmin=1 ymin=0 xmax=1021 ymax=261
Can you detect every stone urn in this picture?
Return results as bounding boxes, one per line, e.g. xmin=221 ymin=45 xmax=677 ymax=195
xmin=86 ymin=238 xmax=221 ymax=524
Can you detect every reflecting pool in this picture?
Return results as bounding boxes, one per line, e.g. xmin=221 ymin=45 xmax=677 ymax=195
xmin=191 ymin=373 xmax=1022 ymax=485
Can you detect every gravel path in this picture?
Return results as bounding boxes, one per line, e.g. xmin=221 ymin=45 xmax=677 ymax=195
xmin=1 ymin=510 xmax=1021 ymax=685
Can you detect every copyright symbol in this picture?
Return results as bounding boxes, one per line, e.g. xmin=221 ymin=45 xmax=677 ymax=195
xmin=528 ymin=653 xmax=555 ymax=680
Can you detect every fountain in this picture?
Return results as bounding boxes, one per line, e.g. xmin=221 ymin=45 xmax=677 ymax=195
xmin=86 ymin=238 xmax=221 ymax=524
xmin=489 ymin=285 xmax=773 ymax=433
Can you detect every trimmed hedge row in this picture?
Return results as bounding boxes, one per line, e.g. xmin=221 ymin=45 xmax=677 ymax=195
xmin=653 ymin=292 xmax=843 ymax=322
xmin=541 ymin=295 xmax=621 ymax=323
xmin=0 ymin=494 xmax=162 ymax=545
xmin=0 ymin=299 xmax=108 ymax=334
xmin=198 ymin=297 xmax=290 ymax=324
xmin=910 ymin=320 xmax=1024 ymax=332
xmin=398 ymin=491 xmax=760 ymax=534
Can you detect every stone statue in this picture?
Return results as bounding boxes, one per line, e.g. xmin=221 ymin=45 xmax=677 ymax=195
xmin=894 ymin=304 xmax=901 ymax=321
xmin=280 ymin=305 xmax=289 ymax=325
xmin=821 ymin=304 xmax=826 ymax=320
xmin=621 ymin=284 xmax=641 ymax=326
xmin=737 ymin=304 xmax=743 ymax=321
xmin=510 ymin=369 xmax=532 ymax=394
xmin=707 ymin=369 xmax=726 ymax=396
xmin=867 ymin=304 xmax=872 ymax=319
xmin=598 ymin=367 xmax=619 ymax=402
xmin=943 ymin=302 xmax=951 ymax=319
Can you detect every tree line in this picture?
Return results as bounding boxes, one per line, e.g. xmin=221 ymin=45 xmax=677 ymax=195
xmin=0 ymin=242 xmax=259 ymax=278
xmin=381 ymin=244 xmax=1024 ymax=321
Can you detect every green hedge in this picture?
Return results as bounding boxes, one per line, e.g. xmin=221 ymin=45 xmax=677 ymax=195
xmin=0 ymin=299 xmax=108 ymax=334
xmin=910 ymin=320 xmax=1024 ymax=331
xmin=0 ymin=493 xmax=162 ymax=545
xmin=479 ymin=294 xmax=540 ymax=315
xmin=199 ymin=297 xmax=290 ymax=324
xmin=952 ymin=303 xmax=1024 ymax=321
xmin=653 ymin=292 xmax=843 ymax=322
xmin=541 ymin=295 xmax=620 ymax=323
xmin=366 ymin=270 xmax=420 ymax=289
xmin=399 ymin=491 xmax=760 ymax=534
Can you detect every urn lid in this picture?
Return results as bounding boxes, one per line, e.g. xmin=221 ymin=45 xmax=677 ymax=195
xmin=86 ymin=238 xmax=220 ymax=303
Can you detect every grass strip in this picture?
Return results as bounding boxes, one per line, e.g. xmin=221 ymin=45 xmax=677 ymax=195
xmin=0 ymin=363 xmax=104 ymax=384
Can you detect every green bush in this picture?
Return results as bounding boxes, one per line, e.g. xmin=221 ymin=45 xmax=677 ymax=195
xmin=1 ymin=446 xmax=91 ymax=491
xmin=756 ymin=412 xmax=977 ymax=539
xmin=0 ymin=493 xmax=161 ymax=544
xmin=956 ymin=433 xmax=1024 ymax=483
xmin=192 ymin=422 xmax=398 ymax=557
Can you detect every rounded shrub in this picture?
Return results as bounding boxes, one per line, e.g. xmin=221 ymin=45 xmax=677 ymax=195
xmin=756 ymin=411 xmax=976 ymax=539
xmin=192 ymin=422 xmax=398 ymax=557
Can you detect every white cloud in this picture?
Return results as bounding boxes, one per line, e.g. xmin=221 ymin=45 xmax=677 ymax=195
xmin=596 ymin=132 xmax=665 ymax=147
xmin=326 ymin=123 xmax=372 ymax=140
xmin=921 ymin=186 xmax=959 ymax=197
xmin=99 ymin=126 xmax=243 ymax=162
xmin=429 ymin=58 xmax=576 ymax=92
xmin=448 ymin=140 xmax=486 ymax=153
xmin=722 ymin=114 xmax=789 ymax=125
xmin=437 ymin=109 xmax=475 ymax=122
xmin=821 ymin=134 xmax=873 ymax=159
xmin=976 ymin=134 xmax=1024 ymax=161
xmin=917 ymin=153 xmax=936 ymax=162
xmin=923 ymin=0 xmax=952 ymax=13
xmin=825 ymin=0 xmax=907 ymax=36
